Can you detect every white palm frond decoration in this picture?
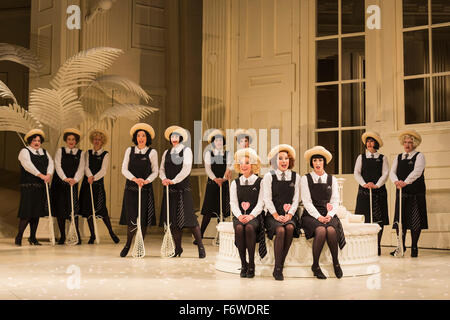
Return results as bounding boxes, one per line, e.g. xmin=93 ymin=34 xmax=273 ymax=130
xmin=82 ymin=75 xmax=151 ymax=103
xmin=50 ymin=47 xmax=124 ymax=90
xmin=0 ymin=103 xmax=42 ymax=134
xmin=0 ymin=43 xmax=42 ymax=72
xmin=0 ymin=80 xmax=17 ymax=104
xmin=29 ymin=88 xmax=85 ymax=131
xmin=99 ymin=104 xmax=158 ymax=126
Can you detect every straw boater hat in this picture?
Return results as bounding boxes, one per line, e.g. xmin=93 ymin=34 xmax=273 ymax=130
xmin=235 ymin=129 xmax=255 ymax=143
xmin=63 ymin=128 xmax=82 ymax=140
xmin=164 ymin=125 xmax=188 ymax=142
xmin=89 ymin=129 xmax=108 ymax=145
xmin=361 ymin=131 xmax=383 ymax=148
xmin=304 ymin=146 xmax=332 ymax=164
xmin=234 ymin=148 xmax=261 ymax=173
xmin=207 ymin=129 xmax=226 ymax=145
xmin=398 ymin=129 xmax=422 ymax=147
xmin=130 ymin=123 xmax=155 ymax=139
xmin=24 ymin=128 xmax=45 ymax=142
xmin=267 ymin=144 xmax=296 ymax=161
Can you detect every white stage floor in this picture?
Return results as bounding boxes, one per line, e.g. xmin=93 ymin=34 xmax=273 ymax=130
xmin=0 ymin=235 xmax=448 ymax=300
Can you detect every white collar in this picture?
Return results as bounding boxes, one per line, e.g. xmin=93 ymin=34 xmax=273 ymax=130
xmin=27 ymin=146 xmax=43 ymax=154
xmin=310 ymin=171 xmax=327 ymax=181
xmin=171 ymin=143 xmax=185 ymax=153
xmin=64 ymin=147 xmax=78 ymax=153
xmin=135 ymin=146 xmax=148 ymax=153
xmin=92 ymin=148 xmax=103 ymax=154
xmin=239 ymin=174 xmax=257 ymax=184
xmin=212 ymin=148 xmax=225 ymax=155
xmin=276 ymin=168 xmax=291 ymax=176
xmin=365 ymin=150 xmax=379 ymax=158
xmin=402 ymin=150 xmax=417 ymax=158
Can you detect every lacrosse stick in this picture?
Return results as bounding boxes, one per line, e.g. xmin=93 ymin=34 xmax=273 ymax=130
xmin=66 ymin=184 xmax=79 ymax=245
xmin=89 ymin=183 xmax=100 ymax=244
xmin=369 ymin=187 xmax=373 ymax=224
xmin=132 ymin=186 xmax=145 ymax=258
xmin=394 ymin=187 xmax=405 ymax=258
xmin=45 ymin=182 xmax=55 ymax=246
xmin=212 ymin=184 xmax=223 ymax=247
xmin=161 ymin=185 xmax=175 ymax=257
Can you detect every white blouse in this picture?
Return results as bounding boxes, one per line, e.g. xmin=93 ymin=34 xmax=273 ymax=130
xmin=353 ymin=150 xmax=389 ymax=187
xmin=84 ymin=149 xmax=109 ymax=181
xmin=54 ymin=147 xmax=85 ymax=182
xmin=230 ymin=174 xmax=265 ymax=218
xmin=18 ymin=147 xmax=54 ymax=176
xmin=300 ymin=171 xmax=340 ymax=219
xmin=159 ymin=144 xmax=193 ymax=184
xmin=389 ymin=150 xmax=426 ymax=185
xmin=263 ymin=169 xmax=301 ymax=216
xmin=204 ymin=148 xmax=233 ymax=180
xmin=121 ymin=146 xmax=159 ymax=183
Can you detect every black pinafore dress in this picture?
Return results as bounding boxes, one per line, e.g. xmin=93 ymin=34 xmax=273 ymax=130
xmin=159 ymin=147 xmax=198 ymax=229
xmin=201 ymin=150 xmax=230 ymax=219
xmin=51 ymin=148 xmax=81 ymax=219
xmin=300 ymin=174 xmax=346 ymax=249
xmin=354 ymin=154 xmax=389 ymax=225
xmin=393 ymin=152 xmax=428 ymax=231
xmin=17 ymin=148 xmax=50 ymax=219
xmin=79 ymin=150 xmax=109 ymax=219
xmin=264 ymin=171 xmax=301 ymax=240
xmin=119 ymin=147 xmax=156 ymax=227
xmin=232 ymin=176 xmax=267 ymax=258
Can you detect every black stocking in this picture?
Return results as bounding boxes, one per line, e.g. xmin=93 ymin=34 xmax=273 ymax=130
xmin=274 ymin=226 xmax=285 ymax=268
xmin=125 ymin=224 xmax=137 ymax=248
xmin=102 ymin=215 xmax=115 ymax=234
xmin=200 ymin=213 xmax=213 ymax=238
xmin=75 ymin=217 xmax=81 ymax=242
xmin=281 ymin=224 xmax=294 ymax=265
xmin=29 ymin=218 xmax=39 ymax=240
xmin=234 ymin=225 xmax=247 ymax=266
xmin=326 ymin=226 xmax=339 ymax=265
xmin=394 ymin=227 xmax=407 ymax=250
xmin=411 ymin=229 xmax=421 ymax=249
xmin=312 ymin=226 xmax=326 ymax=268
xmin=16 ymin=219 xmax=30 ymax=239
xmin=245 ymin=224 xmax=256 ymax=266
xmin=87 ymin=217 xmax=95 ymax=238
xmin=377 ymin=225 xmax=384 ymax=248
xmin=190 ymin=225 xmax=203 ymax=247
xmin=171 ymin=226 xmax=183 ymax=251
xmin=57 ymin=217 xmax=66 ymax=240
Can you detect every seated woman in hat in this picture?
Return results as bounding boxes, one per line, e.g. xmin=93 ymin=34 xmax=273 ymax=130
xmin=199 ymin=129 xmax=233 ymax=242
xmin=354 ymin=131 xmax=389 ymax=255
xmin=300 ymin=146 xmax=345 ymax=279
xmin=15 ymin=129 xmax=54 ymax=246
xmin=52 ymin=128 xmax=85 ymax=245
xmin=230 ymin=148 xmax=266 ymax=278
xmin=389 ymin=129 xmax=427 ymax=258
xmin=263 ymin=144 xmax=301 ymax=281
xmin=79 ymin=129 xmax=120 ymax=244
xmin=119 ymin=123 xmax=158 ymax=257
xmin=159 ymin=126 xmax=205 ymax=258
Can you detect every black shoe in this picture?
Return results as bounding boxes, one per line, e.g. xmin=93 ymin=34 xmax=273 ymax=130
xmin=311 ymin=266 xmax=327 ymax=279
xmin=77 ymin=238 xmax=82 ymax=245
xmin=247 ymin=264 xmax=255 ymax=278
xmin=88 ymin=236 xmax=95 ymax=244
xmin=273 ymin=267 xmax=284 ymax=281
xmin=173 ymin=248 xmax=183 ymax=257
xmin=198 ymin=246 xmax=206 ymax=259
xmin=110 ymin=233 xmax=120 ymax=244
xmin=15 ymin=235 xmax=22 ymax=246
xmin=193 ymin=240 xmax=198 ymax=245
xmin=58 ymin=237 xmax=66 ymax=245
xmin=120 ymin=245 xmax=130 ymax=257
xmin=240 ymin=263 xmax=248 ymax=278
xmin=28 ymin=238 xmax=42 ymax=246
xmin=411 ymin=247 xmax=418 ymax=258
xmin=333 ymin=264 xmax=343 ymax=279
xmin=390 ymin=248 xmax=407 ymax=256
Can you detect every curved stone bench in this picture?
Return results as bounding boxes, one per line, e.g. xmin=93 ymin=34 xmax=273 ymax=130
xmin=215 ymin=219 xmax=381 ymax=278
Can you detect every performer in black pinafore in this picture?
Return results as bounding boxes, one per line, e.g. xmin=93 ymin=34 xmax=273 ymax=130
xmin=301 ymin=146 xmax=345 ymax=279
xmin=51 ymin=128 xmax=85 ymax=245
xmin=79 ymin=129 xmax=119 ymax=244
xmin=354 ymin=131 xmax=389 ymax=255
xmin=263 ymin=144 xmax=301 ymax=281
xmin=119 ymin=123 xmax=158 ymax=257
xmin=199 ymin=129 xmax=232 ymax=242
xmin=230 ymin=148 xmax=266 ymax=278
xmin=390 ymin=129 xmax=427 ymax=258
xmin=159 ymin=126 xmax=205 ymax=258
xmin=15 ymin=129 xmax=54 ymax=246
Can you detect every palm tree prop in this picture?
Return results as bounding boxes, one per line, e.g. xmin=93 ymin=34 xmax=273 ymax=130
xmin=0 ymin=44 xmax=158 ymax=152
